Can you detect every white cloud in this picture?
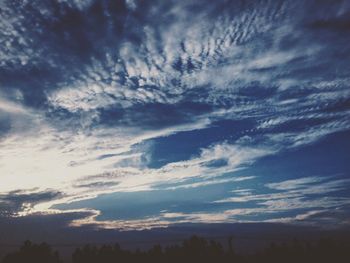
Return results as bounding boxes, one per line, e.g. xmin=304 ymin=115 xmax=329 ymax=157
xmin=213 ymin=176 xmax=350 ymax=223
xmin=266 ymin=177 xmax=326 ymax=190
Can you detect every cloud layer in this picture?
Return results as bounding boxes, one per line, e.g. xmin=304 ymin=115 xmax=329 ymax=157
xmin=0 ymin=0 xmax=350 ymax=230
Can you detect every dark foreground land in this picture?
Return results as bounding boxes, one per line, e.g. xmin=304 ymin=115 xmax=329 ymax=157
xmin=1 ymin=235 xmax=349 ymax=263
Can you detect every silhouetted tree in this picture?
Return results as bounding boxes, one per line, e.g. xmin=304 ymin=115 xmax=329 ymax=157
xmin=1 ymin=241 xmax=60 ymax=263
xmin=4 ymin=235 xmax=350 ymax=263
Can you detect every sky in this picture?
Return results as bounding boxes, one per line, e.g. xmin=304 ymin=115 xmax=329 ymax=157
xmin=0 ymin=0 xmax=350 ymax=236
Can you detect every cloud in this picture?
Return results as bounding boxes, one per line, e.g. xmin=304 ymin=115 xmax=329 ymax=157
xmin=0 ymin=0 xmax=349 ymax=230
xmin=209 ymin=176 xmax=350 ymax=227
xmin=266 ymin=177 xmax=326 ymax=190
xmin=159 ymin=176 xmax=255 ymax=191
xmin=0 ymin=189 xmax=62 ymax=217
xmin=215 ymin=176 xmax=350 ymax=203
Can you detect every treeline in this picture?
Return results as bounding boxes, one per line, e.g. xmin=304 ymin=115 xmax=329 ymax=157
xmin=1 ymin=235 xmax=349 ymax=263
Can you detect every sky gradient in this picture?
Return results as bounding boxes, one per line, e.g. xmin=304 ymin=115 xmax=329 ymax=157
xmin=0 ymin=0 xmax=350 ymax=233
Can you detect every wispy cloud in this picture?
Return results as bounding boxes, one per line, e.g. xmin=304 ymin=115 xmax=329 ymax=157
xmin=0 ymin=0 xmax=349 ymax=229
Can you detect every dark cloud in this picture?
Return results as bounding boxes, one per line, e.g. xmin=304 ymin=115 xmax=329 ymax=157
xmin=0 ymin=113 xmax=11 ymax=137
xmin=310 ymin=16 xmax=350 ymax=31
xmin=0 ymin=190 xmax=62 ymax=217
xmin=74 ymin=181 xmax=119 ymax=189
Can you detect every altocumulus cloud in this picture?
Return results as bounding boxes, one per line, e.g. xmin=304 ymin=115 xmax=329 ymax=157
xmin=0 ymin=0 xmax=349 ymax=230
